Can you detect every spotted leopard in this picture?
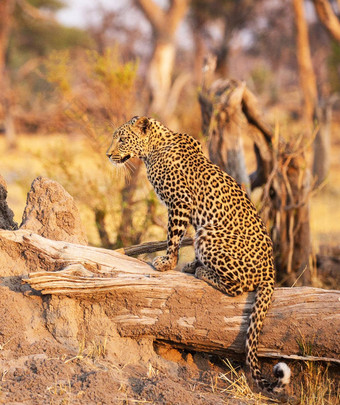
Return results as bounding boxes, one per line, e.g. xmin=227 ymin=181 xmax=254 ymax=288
xmin=106 ymin=116 xmax=291 ymax=393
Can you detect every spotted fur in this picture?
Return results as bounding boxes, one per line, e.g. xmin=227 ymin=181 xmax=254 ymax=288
xmin=106 ymin=116 xmax=291 ymax=393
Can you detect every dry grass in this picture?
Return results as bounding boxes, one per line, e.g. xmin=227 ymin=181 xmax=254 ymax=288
xmin=46 ymin=380 xmax=72 ymax=404
xmin=64 ymin=335 xmax=108 ymax=364
xmin=297 ymin=336 xmax=340 ymax=405
xmin=299 ymin=362 xmax=340 ymax=405
xmin=216 ymin=358 xmax=340 ymax=405
xmin=218 ymin=359 xmax=279 ymax=404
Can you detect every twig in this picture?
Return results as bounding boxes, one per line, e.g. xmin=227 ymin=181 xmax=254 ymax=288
xmin=291 ymin=265 xmax=307 ymax=287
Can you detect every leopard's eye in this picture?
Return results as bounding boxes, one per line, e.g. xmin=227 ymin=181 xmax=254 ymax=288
xmin=120 ymin=137 xmax=127 ymax=144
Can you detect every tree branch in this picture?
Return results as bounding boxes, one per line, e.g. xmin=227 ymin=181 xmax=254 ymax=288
xmin=293 ymin=0 xmax=318 ymax=122
xmin=313 ymin=0 xmax=340 ymax=42
xmin=17 ymin=0 xmax=57 ymax=23
xmin=116 ymin=236 xmax=193 ymax=256
xmin=134 ymin=0 xmax=165 ymax=32
xmin=167 ymin=0 xmax=190 ymax=34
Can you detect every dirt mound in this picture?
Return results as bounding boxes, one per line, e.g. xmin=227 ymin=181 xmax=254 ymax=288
xmin=20 ymin=176 xmax=88 ymax=245
xmin=0 ymin=277 xmax=230 ymax=404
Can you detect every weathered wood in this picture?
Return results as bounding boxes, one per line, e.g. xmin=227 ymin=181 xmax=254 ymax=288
xmin=1 ymin=229 xmax=339 ymax=364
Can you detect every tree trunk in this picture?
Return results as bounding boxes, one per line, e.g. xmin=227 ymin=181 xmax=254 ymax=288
xmin=115 ymin=159 xmax=143 ymax=248
xmin=292 ymin=0 xmax=333 ymax=188
xmin=293 ymin=0 xmax=335 ymax=188
xmin=147 ymin=41 xmax=175 ymax=115
xmin=135 ymin=0 xmax=189 ymax=117
xmin=312 ymin=0 xmax=340 ymax=42
xmin=1 ymin=229 xmax=339 ymax=363
xmin=0 ymin=230 xmax=340 ymax=361
xmin=293 ymin=0 xmax=318 ymax=125
xmin=199 ymin=79 xmax=251 ymax=193
xmin=0 ymin=174 xmax=18 ymax=230
xmin=313 ymin=100 xmax=332 ymax=186
xmin=192 ymin=27 xmax=206 ymax=84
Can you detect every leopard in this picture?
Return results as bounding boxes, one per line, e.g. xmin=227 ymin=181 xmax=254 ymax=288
xmin=106 ymin=116 xmax=291 ymax=393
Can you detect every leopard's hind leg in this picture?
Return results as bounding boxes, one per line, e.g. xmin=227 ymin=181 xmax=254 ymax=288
xmin=182 ymin=258 xmax=202 ymax=274
xmin=182 ymin=258 xmax=243 ymax=295
xmin=193 ymin=226 xmax=246 ymax=296
xmin=194 ymin=265 xmax=244 ymax=296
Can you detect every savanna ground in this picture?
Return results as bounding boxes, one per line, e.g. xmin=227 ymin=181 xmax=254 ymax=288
xmin=0 ymin=114 xmax=339 ymax=404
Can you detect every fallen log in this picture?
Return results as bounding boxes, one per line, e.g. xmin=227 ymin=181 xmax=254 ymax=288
xmin=1 ymin=229 xmax=339 ymax=364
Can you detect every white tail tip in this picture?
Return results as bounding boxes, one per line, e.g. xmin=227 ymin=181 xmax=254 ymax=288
xmin=273 ymin=362 xmax=291 ymax=386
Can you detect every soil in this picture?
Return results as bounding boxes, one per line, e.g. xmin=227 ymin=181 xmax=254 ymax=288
xmin=0 ymin=280 xmax=239 ymax=405
xmin=20 ymin=177 xmax=88 ymax=245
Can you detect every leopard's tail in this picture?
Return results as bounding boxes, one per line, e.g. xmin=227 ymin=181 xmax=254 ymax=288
xmin=246 ymin=282 xmax=291 ymax=393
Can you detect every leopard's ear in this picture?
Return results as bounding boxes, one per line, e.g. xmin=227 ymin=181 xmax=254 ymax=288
xmin=134 ymin=116 xmax=150 ymax=135
xmin=130 ymin=116 xmax=139 ymax=124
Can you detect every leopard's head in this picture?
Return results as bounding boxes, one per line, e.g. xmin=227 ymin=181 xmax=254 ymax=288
xmin=106 ymin=116 xmax=150 ymax=166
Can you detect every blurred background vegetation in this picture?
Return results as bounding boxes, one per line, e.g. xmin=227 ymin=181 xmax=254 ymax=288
xmin=1 ymin=0 xmax=340 ymax=288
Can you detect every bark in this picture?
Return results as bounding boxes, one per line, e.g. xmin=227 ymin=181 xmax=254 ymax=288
xmin=135 ymin=0 xmax=190 ymax=117
xmin=1 ymin=229 xmax=338 ymax=363
xmin=312 ymin=0 xmax=340 ymax=42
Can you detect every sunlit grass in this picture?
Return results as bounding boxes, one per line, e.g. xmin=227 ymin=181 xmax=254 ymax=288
xmin=218 ymin=359 xmax=279 ymax=404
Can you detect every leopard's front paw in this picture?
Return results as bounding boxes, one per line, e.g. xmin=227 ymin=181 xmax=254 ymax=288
xmin=152 ymin=255 xmax=175 ymax=272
